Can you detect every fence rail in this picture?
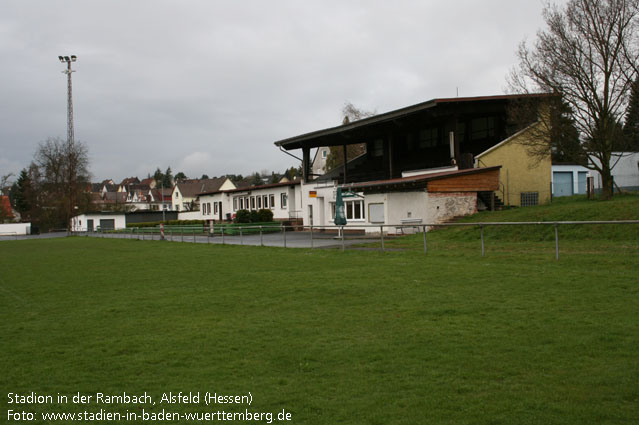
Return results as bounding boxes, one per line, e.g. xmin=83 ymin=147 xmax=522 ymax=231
xmin=63 ymin=220 xmax=639 ymax=261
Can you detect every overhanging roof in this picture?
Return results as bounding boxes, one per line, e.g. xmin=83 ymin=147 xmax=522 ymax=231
xmin=274 ymin=93 xmax=551 ymax=150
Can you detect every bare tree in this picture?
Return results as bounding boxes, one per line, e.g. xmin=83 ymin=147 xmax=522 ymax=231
xmin=509 ymin=0 xmax=639 ymax=199
xmin=326 ymin=102 xmax=377 ymax=171
xmin=35 ymin=137 xmax=90 ymax=230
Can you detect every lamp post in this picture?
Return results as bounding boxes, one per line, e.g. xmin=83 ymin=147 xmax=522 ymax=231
xmin=58 ymin=55 xmax=77 ymax=232
xmin=58 ymin=55 xmax=77 ymax=145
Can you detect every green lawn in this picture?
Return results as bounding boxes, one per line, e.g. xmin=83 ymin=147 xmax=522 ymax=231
xmin=1 ymin=220 xmax=638 ymax=423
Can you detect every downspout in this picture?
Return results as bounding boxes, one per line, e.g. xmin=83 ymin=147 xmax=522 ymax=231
xmin=278 ymin=146 xmax=303 ymax=162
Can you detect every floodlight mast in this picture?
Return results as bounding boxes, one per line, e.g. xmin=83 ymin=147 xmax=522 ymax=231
xmin=59 ymin=55 xmax=77 ymax=145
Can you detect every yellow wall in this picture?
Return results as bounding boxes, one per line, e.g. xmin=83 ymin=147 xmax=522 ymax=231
xmin=477 ymin=123 xmax=551 ymax=206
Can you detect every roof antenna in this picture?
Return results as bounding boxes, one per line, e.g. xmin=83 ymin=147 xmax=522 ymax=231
xmin=456 ymin=87 xmax=459 ymax=97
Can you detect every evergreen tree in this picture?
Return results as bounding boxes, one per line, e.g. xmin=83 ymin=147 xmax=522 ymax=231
xmin=624 ymin=76 xmax=639 ymax=151
xmin=153 ymin=167 xmax=164 ymax=186
xmin=11 ymin=169 xmax=33 ymax=215
xmin=162 ymin=167 xmax=173 ymax=188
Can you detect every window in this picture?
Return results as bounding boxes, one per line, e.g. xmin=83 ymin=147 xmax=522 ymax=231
xmin=419 ymin=128 xmax=438 ymax=148
xmin=371 ymin=139 xmax=384 ymax=157
xmin=281 ymin=193 xmax=288 ymax=208
xmin=175 ymin=192 xmax=179 ymax=198
xmin=269 ymin=194 xmax=275 ymax=209
xmin=245 ymin=197 xmax=249 ymax=209
xmin=406 ymin=133 xmax=414 ymax=151
xmin=214 ymin=202 xmax=219 ymax=214
xmin=233 ymin=198 xmax=237 ymax=211
xmin=322 ymin=149 xmax=328 ymax=158
xmin=263 ymin=195 xmax=268 ymax=208
xmin=471 ymin=116 xmax=495 ymax=140
xmin=520 ymin=192 xmax=539 ymax=207
xmin=207 ymin=203 xmax=211 ymax=215
xmin=330 ymin=200 xmax=365 ymax=220
xmin=257 ymin=196 xmax=262 ymax=209
xmin=251 ymin=196 xmax=255 ymax=210
xmin=239 ymin=198 xmax=244 ymax=210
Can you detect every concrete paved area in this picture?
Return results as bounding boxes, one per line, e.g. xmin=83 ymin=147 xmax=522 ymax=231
xmin=0 ymin=231 xmax=68 ymax=241
xmin=81 ymin=230 xmax=374 ymax=249
xmin=0 ymin=230 xmax=396 ymax=250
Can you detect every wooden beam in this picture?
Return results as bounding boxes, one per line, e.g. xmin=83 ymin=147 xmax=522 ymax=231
xmin=302 ymin=147 xmax=310 ymax=182
xmin=342 ymin=144 xmax=348 ymax=184
xmin=388 ymin=135 xmax=394 ymax=179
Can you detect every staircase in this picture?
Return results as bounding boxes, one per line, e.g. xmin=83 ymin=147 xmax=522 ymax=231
xmin=477 ymin=191 xmax=504 ymax=211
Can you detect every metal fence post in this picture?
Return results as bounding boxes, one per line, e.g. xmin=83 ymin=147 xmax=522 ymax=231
xmin=380 ymin=226 xmax=384 ymax=252
xmin=423 ymin=225 xmax=427 ymax=254
xmin=554 ymin=223 xmax=559 ymax=261
xmin=260 ymin=225 xmax=263 ymax=246
xmin=283 ymin=225 xmax=287 ymax=248
xmin=310 ymin=225 xmax=314 ymax=249
xmin=480 ymin=224 xmax=485 ymax=257
xmin=207 ymin=226 xmax=210 ymax=244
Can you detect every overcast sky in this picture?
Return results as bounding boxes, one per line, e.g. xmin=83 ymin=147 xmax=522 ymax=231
xmin=0 ymin=0 xmax=557 ymax=183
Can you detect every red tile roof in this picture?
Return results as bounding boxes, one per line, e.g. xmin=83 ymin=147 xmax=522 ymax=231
xmin=1 ymin=195 xmax=14 ymax=219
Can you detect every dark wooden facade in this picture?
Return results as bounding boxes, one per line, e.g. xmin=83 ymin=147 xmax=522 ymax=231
xmin=275 ymin=94 xmax=548 ymax=184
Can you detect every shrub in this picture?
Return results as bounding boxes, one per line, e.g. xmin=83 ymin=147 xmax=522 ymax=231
xmin=126 ymin=221 xmax=164 ymax=228
xmin=257 ymin=209 xmax=274 ymax=222
xmin=250 ymin=210 xmax=260 ymax=223
xmin=234 ymin=209 xmax=251 ymax=223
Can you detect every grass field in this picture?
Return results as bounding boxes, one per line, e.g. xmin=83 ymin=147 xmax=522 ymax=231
xmin=1 ymin=197 xmax=638 ymax=424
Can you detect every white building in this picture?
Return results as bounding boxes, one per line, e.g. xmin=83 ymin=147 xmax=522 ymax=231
xmin=172 ymin=178 xmax=236 ymax=212
xmin=299 ymin=167 xmax=500 ymax=234
xmin=198 ymin=181 xmax=302 ymax=223
xmin=0 ymin=222 xmax=31 ymax=236
xmin=590 ymin=152 xmax=639 ymax=192
xmin=71 ymin=213 xmax=126 ymax=232
xmin=551 ymin=164 xmax=590 ymax=197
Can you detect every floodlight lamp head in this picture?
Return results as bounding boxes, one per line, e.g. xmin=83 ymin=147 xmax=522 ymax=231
xmin=58 ymin=56 xmax=64 ymax=62
xmin=71 ymin=55 xmax=77 ymax=62
xmin=64 ymin=56 xmax=70 ymax=62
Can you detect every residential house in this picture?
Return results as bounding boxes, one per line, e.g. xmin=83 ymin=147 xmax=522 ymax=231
xmin=311 ymin=147 xmax=330 ymax=177
xmin=0 ymin=195 xmax=15 ymax=222
xmin=140 ymin=177 xmax=157 ymax=189
xmin=172 ymin=178 xmax=236 ymax=212
xmin=275 ymin=94 xmax=552 ymax=233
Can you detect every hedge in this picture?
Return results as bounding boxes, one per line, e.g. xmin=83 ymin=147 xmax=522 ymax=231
xmin=126 ymin=220 xmax=206 ymax=228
